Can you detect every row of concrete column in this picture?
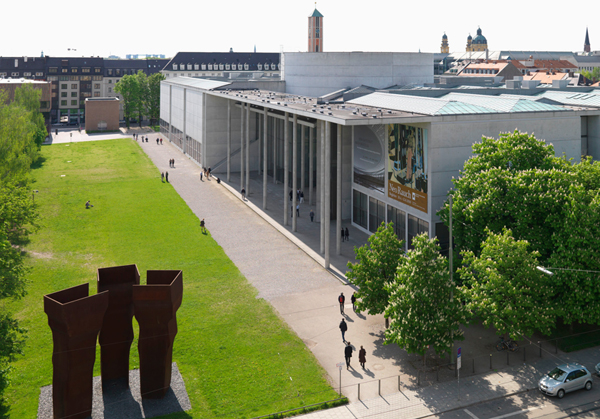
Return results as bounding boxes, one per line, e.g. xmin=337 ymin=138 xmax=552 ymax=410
xmin=224 ymin=101 xmax=346 ymax=269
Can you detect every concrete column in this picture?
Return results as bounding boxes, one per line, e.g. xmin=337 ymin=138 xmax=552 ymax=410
xmin=168 ymin=85 xmax=172 ymax=142
xmin=283 ymin=113 xmax=289 ymax=226
xmin=240 ymin=103 xmax=245 ymax=191
xmin=273 ymin=117 xmax=277 ymax=184
xmin=320 ymin=120 xmax=325 ymax=254
xmin=263 ymin=108 xmax=268 ymax=209
xmin=227 ymin=100 xmax=231 ymax=182
xmin=336 ymin=125 xmax=342 ymax=255
xmin=292 ymin=114 xmax=298 ymax=232
xmin=301 ymin=125 xmax=306 ymax=196
xmin=324 ymin=121 xmax=331 ymax=269
xmin=309 ymin=126 xmax=314 ymax=206
xmin=245 ymin=104 xmax=250 ymax=195
xmin=182 ymin=88 xmax=187 ymax=155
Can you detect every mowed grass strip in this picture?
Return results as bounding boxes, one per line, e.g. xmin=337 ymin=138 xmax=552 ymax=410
xmin=5 ymin=139 xmax=338 ymax=418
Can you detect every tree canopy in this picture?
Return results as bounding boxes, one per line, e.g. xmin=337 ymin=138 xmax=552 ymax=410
xmin=115 ymin=70 xmax=164 ymax=128
xmin=347 ymin=222 xmax=404 ymax=316
xmin=385 ymin=234 xmax=468 ymax=361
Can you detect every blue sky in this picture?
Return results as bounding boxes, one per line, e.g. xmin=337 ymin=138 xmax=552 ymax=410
xmin=2 ymin=0 xmax=597 ymax=58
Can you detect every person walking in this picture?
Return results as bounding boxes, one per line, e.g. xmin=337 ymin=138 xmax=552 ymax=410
xmin=358 ymin=346 xmax=366 ymax=369
xmin=200 ymin=218 xmax=206 ymax=233
xmin=344 ymin=342 xmax=353 ymax=370
xmin=341 ymin=228 xmax=345 ymax=242
xmin=160 ymin=138 xmax=163 ymax=145
xmin=241 ymin=188 xmax=246 ymax=200
xmin=200 ymin=171 xmax=203 ymax=181
xmin=310 ymin=209 xmax=314 ymax=222
xmin=156 ymin=138 xmax=159 ymax=145
xmin=208 ymin=167 xmax=212 ymax=178
xmin=161 ymin=172 xmax=164 ymax=182
xmin=300 ymin=190 xmax=304 ymax=203
xmin=296 ymin=204 xmax=300 ymax=217
xmin=338 ymin=292 xmax=345 ymax=314
xmin=289 ymin=190 xmax=293 ymax=201
xmin=351 ymin=292 xmax=357 ymax=312
xmin=339 ymin=318 xmax=348 ymax=342
xmin=345 ymin=227 xmax=350 ymax=242
xmin=165 ymin=171 xmax=169 ymax=183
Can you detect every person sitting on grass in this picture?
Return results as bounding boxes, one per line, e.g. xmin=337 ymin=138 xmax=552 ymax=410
xmin=85 ymin=200 xmax=93 ymax=209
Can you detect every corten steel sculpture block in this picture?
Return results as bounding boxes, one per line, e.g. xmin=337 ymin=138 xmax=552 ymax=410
xmin=133 ymin=270 xmax=183 ymax=399
xmin=97 ymin=264 xmax=140 ymax=386
xmin=44 ymin=283 xmax=109 ymax=419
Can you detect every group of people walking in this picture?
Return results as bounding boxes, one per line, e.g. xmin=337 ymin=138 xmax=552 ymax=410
xmin=338 ymin=292 xmax=367 ymax=370
xmin=341 ymin=227 xmax=350 ymax=242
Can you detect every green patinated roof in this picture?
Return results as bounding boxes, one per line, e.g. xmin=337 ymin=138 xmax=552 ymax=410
xmin=311 ymin=8 xmax=323 ymax=17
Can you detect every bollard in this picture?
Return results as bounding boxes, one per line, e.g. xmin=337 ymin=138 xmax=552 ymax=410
xmin=539 ymin=341 xmax=542 ymax=358
xmin=507 ymin=350 xmax=509 ymax=365
xmin=358 ymin=383 xmax=361 ymax=400
xmin=398 ymin=375 xmax=401 ymax=391
xmin=490 ymin=353 xmax=492 ymax=370
xmin=523 ymin=345 xmax=526 ymax=362
xmin=378 ymin=379 xmax=381 ymax=396
xmin=472 ymin=358 xmax=475 ymax=374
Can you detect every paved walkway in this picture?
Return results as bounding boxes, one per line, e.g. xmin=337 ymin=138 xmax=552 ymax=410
xmin=55 ymin=129 xmax=600 ymax=418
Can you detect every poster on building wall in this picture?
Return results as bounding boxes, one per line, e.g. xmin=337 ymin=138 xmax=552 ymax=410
xmin=353 ymin=125 xmax=386 ymax=194
xmin=387 ymin=124 xmax=428 ymax=213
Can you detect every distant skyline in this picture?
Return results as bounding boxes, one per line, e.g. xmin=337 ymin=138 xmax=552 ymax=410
xmin=2 ymin=0 xmax=597 ymax=58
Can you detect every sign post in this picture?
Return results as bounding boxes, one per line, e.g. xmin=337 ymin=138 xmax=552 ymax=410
xmin=336 ymin=362 xmax=344 ymax=396
xmin=457 ymin=347 xmax=462 ymax=400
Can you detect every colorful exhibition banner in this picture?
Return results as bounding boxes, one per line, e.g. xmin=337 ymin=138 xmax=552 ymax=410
xmin=387 ymin=124 xmax=428 ymax=213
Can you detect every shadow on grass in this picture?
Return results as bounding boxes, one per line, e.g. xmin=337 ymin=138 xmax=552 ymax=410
xmin=0 ymin=398 xmax=10 ymax=419
xmin=31 ymin=155 xmax=47 ymax=170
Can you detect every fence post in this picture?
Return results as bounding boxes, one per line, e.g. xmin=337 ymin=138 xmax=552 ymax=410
xmin=490 ymin=353 xmax=492 ymax=370
xmin=378 ymin=379 xmax=381 ymax=396
xmin=398 ymin=375 xmax=401 ymax=391
xmin=539 ymin=341 xmax=542 ymax=358
xmin=358 ymin=383 xmax=361 ymax=401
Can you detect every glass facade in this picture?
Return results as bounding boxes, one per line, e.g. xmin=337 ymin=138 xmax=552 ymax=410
xmin=368 ymin=196 xmax=385 ymax=233
xmin=408 ymin=214 xmax=429 ymax=249
xmin=352 ymin=190 xmax=368 ymax=229
xmin=387 ymin=205 xmax=406 ymax=250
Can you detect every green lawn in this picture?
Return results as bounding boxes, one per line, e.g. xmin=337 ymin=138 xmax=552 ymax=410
xmin=5 ymin=139 xmax=339 ymax=418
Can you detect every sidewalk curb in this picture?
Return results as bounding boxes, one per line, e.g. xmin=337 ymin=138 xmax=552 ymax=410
xmin=217 ymin=179 xmax=349 ymax=285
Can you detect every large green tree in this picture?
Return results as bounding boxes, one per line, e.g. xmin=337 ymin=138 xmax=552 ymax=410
xmin=459 ymin=229 xmax=556 ymax=339
xmin=347 ymin=222 xmax=404 ymax=317
xmin=13 ymin=83 xmax=47 ymax=148
xmin=385 ymin=234 xmax=469 ymax=363
xmin=146 ymin=72 xmax=165 ymax=126
xmin=114 ymin=74 xmax=142 ymax=129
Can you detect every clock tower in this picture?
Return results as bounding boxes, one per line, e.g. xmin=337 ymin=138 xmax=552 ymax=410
xmin=308 ymin=5 xmax=323 ymax=52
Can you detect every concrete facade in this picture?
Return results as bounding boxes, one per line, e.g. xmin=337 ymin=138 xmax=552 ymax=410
xmin=84 ymin=98 xmax=120 ymax=132
xmin=282 ymin=52 xmax=434 ymax=97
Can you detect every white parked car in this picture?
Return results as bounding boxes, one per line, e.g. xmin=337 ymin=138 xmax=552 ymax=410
xmin=539 ymin=363 xmax=592 ymax=399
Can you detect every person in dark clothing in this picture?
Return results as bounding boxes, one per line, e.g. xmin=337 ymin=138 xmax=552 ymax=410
xmin=344 ymin=342 xmax=353 ymax=369
xmin=241 ymin=188 xmax=246 ymax=200
xmin=289 ymin=189 xmax=293 ymax=201
xmin=161 ymin=172 xmax=164 ymax=182
xmin=358 ymin=346 xmax=366 ymax=369
xmin=156 ymin=138 xmax=159 ymax=145
xmin=200 ymin=219 xmax=206 ymax=233
xmin=345 ymin=227 xmax=349 ymax=242
xmin=165 ymin=172 xmax=169 ymax=183
xmin=339 ymin=318 xmax=348 ymax=342
xmin=341 ymin=228 xmax=345 ymax=242
xmin=351 ymin=292 xmax=357 ymax=312
xmin=310 ymin=209 xmax=314 ymax=222
xmin=338 ymin=292 xmax=345 ymax=314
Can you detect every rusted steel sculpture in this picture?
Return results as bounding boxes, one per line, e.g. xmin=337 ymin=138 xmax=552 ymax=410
xmin=133 ymin=270 xmax=183 ymax=399
xmin=97 ymin=264 xmax=140 ymax=386
xmin=44 ymin=283 xmax=109 ymax=419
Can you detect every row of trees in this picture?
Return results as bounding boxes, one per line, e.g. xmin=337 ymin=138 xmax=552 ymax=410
xmin=348 ymin=130 xmax=600 ymax=362
xmin=0 ymin=85 xmax=41 ymax=400
xmin=114 ymin=71 xmax=165 ymax=128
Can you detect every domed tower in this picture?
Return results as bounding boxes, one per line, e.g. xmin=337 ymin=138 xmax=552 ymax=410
xmin=466 ymin=34 xmax=472 ymax=51
xmin=470 ymin=27 xmax=488 ymax=51
xmin=308 ymin=6 xmax=324 ymax=52
xmin=441 ymin=33 xmax=449 ymax=53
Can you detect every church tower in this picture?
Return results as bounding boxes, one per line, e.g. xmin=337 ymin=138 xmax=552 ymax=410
xmin=466 ymin=34 xmax=472 ymax=51
xmin=441 ymin=33 xmax=449 ymax=53
xmin=584 ymin=27 xmax=591 ymax=53
xmin=308 ymin=5 xmax=323 ymax=52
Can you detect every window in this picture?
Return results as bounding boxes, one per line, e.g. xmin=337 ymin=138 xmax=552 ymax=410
xmin=49 ymin=67 xmax=57 ymax=73
xmin=60 ymin=76 xmax=69 ymax=81
xmin=36 ymin=72 xmax=43 ymax=77
xmin=11 ymin=72 xmax=19 ymax=77
xmin=71 ymin=100 xmax=77 ymax=106
xmin=93 ymin=76 xmax=102 ymax=81
xmin=80 ymin=76 xmax=91 ymax=81
xmin=71 ymin=92 xmax=77 ymax=97
xmin=60 ymin=100 xmax=67 ymax=106
xmin=208 ymin=64 xmax=213 ymax=70
xmin=231 ymin=64 xmax=236 ymax=70
xmin=95 ymin=68 xmax=101 ymax=73
xmin=108 ymin=87 xmax=112 ymax=93
xmin=70 ymin=76 xmax=79 ymax=81
xmin=61 ymin=83 xmax=67 ymax=89
xmin=201 ymin=64 xmax=206 ymax=70
xmin=108 ymin=69 xmax=113 ymax=75
xmin=82 ymin=68 xmax=90 ymax=73
xmin=116 ymin=69 xmax=120 ymax=75
xmin=407 ymin=215 xmax=429 ymax=249
xmin=219 ymin=64 xmax=224 ymax=70
xmin=94 ymin=92 xmax=100 ymax=97
xmin=24 ymin=72 xmax=31 ymax=76
xmin=194 ymin=64 xmax=199 ymax=70
xmin=244 ymin=63 xmax=249 ymax=70
xmin=369 ymin=197 xmax=385 ymax=233
xmin=61 ymin=92 xmax=67 ymax=97
xmin=257 ymin=64 xmax=262 ymax=70
xmin=72 ymin=68 xmax=78 ymax=73
xmin=187 ymin=64 xmax=192 ymax=70
xmin=225 ymin=64 xmax=230 ymax=70
xmin=71 ymin=83 xmax=77 ymax=89
xmin=94 ymin=83 xmax=100 ymax=89
xmin=48 ymin=76 xmax=58 ymax=81
xmin=387 ymin=205 xmax=406 ymax=249
xmin=172 ymin=64 xmax=178 ymax=70
xmin=352 ymin=190 xmax=368 ymax=229
xmin=271 ymin=63 xmax=276 ymax=70
xmin=108 ymin=79 xmax=112 ymax=83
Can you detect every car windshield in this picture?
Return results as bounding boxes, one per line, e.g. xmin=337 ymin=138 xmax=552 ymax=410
xmin=547 ymin=367 xmax=567 ymax=381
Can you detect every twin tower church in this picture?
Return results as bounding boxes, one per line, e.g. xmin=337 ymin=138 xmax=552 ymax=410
xmin=441 ymin=28 xmax=488 ymax=53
